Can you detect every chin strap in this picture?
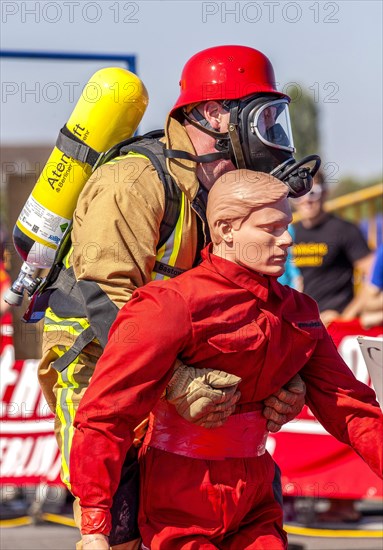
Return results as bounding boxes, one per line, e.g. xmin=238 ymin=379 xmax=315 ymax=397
xmin=163 ymin=148 xmax=231 ymax=163
xmin=178 ymin=107 xmax=233 ymax=163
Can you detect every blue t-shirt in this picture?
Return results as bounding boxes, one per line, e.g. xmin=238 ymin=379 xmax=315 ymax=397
xmin=278 ymin=226 xmax=301 ymax=289
xmin=371 ymin=245 xmax=383 ymax=290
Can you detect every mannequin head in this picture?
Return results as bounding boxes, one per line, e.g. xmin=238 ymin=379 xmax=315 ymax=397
xmin=207 ymin=169 xmax=293 ymax=276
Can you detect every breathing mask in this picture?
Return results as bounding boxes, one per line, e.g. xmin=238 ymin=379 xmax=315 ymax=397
xmin=168 ymin=94 xmax=321 ymax=198
xmin=224 ymin=95 xmax=321 ymax=197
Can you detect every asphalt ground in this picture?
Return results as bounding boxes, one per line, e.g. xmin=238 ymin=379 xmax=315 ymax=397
xmin=1 ymin=517 xmax=382 ymax=550
xmin=1 ymin=492 xmax=382 ymax=550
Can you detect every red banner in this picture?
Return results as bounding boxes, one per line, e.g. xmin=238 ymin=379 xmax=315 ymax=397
xmin=0 ymin=318 xmax=382 ymax=495
xmin=271 ymin=319 xmax=383 ymax=500
xmin=0 ymin=327 xmax=61 ymax=485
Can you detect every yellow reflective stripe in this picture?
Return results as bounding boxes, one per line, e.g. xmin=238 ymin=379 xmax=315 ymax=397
xmin=167 ymin=191 xmax=185 ymax=269
xmin=43 ymin=320 xmax=87 ymax=336
xmin=104 ymin=151 xmax=149 ymax=165
xmin=62 ymin=360 xmax=79 ymax=490
xmin=64 ymin=246 xmax=73 ymax=268
xmin=54 ymin=345 xmax=71 ymax=487
xmin=43 ymin=307 xmax=90 ymax=334
xmin=105 ymin=157 xmax=124 ymax=165
xmin=55 ymin=392 xmax=70 ymax=487
xmin=156 ymin=241 xmax=166 ymax=262
xmin=56 ymin=354 xmax=80 ymax=490
xmin=151 ymin=241 xmax=166 ymax=281
xmin=126 ymin=152 xmax=148 ymax=159
xmin=152 ymin=233 xmax=174 ymax=281
xmin=152 ymin=192 xmax=185 ymax=282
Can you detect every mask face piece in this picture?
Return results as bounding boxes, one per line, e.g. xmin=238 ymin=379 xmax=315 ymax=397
xmin=250 ymin=99 xmax=295 ymax=152
xmin=231 ymin=95 xmax=321 ymax=197
xmin=235 ymin=95 xmax=295 ymax=175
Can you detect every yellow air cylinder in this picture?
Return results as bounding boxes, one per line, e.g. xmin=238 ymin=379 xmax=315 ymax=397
xmin=13 ymin=67 xmax=148 ymax=268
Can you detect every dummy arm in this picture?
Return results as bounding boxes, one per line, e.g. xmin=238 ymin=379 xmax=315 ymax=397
xmin=263 ymin=373 xmax=306 ymax=432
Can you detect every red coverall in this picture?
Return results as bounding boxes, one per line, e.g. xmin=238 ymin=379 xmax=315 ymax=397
xmin=71 ymin=247 xmax=383 ymax=550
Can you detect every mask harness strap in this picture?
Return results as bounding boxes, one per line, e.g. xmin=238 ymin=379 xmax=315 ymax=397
xmin=164 ymin=108 xmax=232 ymax=164
xmin=179 ymin=104 xmax=248 ymax=169
xmin=227 ymin=105 xmax=246 ymax=169
xmin=163 ymin=148 xmax=230 ymax=163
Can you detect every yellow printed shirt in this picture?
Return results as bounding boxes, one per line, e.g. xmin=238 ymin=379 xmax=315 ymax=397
xmin=293 ymin=214 xmax=370 ymax=312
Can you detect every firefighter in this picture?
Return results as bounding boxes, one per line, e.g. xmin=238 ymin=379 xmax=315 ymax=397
xmin=38 ymin=45 xmax=317 ymax=549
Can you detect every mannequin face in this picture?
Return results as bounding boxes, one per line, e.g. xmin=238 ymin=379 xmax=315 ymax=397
xmin=217 ymin=197 xmax=293 ymax=276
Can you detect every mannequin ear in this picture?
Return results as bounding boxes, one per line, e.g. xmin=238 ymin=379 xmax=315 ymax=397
xmin=216 ymin=220 xmax=234 ymax=244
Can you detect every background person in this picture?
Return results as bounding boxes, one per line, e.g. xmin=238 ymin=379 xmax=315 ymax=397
xmin=292 ymin=170 xmax=373 ymax=326
xmin=360 ymin=244 xmax=383 ymax=328
xmin=342 ymin=243 xmax=383 ymax=329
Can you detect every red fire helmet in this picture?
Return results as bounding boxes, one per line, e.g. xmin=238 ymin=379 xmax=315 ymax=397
xmin=170 ymin=45 xmax=287 ymax=115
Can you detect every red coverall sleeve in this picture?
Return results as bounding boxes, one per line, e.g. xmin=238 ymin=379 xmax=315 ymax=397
xmin=69 ymin=285 xmax=191 ymax=532
xmin=300 ymin=330 xmax=383 ymax=479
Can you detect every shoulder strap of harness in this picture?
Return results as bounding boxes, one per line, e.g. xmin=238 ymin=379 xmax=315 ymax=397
xmin=42 ymin=130 xmax=181 ymax=296
xmin=117 ymin=131 xmax=182 ymax=249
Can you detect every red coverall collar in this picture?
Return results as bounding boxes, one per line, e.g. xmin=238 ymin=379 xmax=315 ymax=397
xmin=200 ymin=245 xmax=285 ymax=302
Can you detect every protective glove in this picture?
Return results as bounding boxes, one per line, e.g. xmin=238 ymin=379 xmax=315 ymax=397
xmin=263 ymin=373 xmax=306 ymax=432
xmin=166 ymin=362 xmax=241 ymax=429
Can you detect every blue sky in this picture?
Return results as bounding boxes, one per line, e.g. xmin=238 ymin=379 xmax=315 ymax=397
xmin=1 ymin=0 xmax=382 ymax=183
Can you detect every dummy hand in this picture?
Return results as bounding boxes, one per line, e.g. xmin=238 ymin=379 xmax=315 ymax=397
xmin=81 ymin=534 xmax=109 ymax=549
xmin=167 ymin=363 xmax=241 ymax=429
xmin=263 ymin=374 xmax=306 ymax=433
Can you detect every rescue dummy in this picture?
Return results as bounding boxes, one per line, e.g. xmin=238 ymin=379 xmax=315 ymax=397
xmin=71 ymin=170 xmax=383 ymax=550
